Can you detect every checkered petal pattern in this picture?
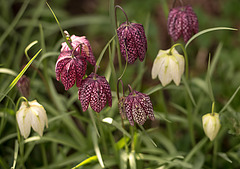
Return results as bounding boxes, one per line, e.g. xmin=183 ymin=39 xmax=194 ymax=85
xmin=61 ymin=35 xmax=96 ymax=65
xmin=117 ymin=22 xmax=147 ymax=64
xmin=167 ymin=5 xmax=198 ymax=43
xmin=124 ymin=90 xmax=154 ymax=126
xmin=78 ymin=73 xmax=112 ymax=113
xmin=55 ymin=51 xmax=87 ymax=90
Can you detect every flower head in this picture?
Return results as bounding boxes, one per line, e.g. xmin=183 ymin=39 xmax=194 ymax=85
xmin=117 ymin=22 xmax=147 ymax=64
xmin=151 ymin=47 xmax=184 ymax=86
xmin=123 ymin=86 xmax=155 ymax=126
xmin=202 ymin=113 xmax=221 ymax=141
xmin=167 ymin=5 xmax=198 ymax=43
xmin=55 ymin=51 xmax=87 ymax=90
xmin=61 ymin=34 xmax=96 ymax=65
xmin=17 ymin=75 xmax=30 ymax=98
xmin=78 ymin=73 xmax=112 ymax=113
xmin=16 ymin=100 xmax=48 ymax=139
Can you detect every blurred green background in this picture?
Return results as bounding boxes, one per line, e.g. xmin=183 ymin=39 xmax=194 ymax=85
xmin=1 ymin=0 xmax=240 ymax=168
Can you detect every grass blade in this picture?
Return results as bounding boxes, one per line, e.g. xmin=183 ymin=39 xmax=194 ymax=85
xmin=185 ymin=27 xmax=237 ymax=49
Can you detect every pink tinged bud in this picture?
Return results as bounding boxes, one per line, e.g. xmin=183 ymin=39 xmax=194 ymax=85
xmin=55 ymin=51 xmax=87 ymax=90
xmin=17 ymin=75 xmax=30 ymax=98
xmin=167 ymin=5 xmax=198 ymax=43
xmin=124 ymin=91 xmax=154 ymax=126
xmin=117 ymin=22 xmax=147 ymax=64
xmin=16 ymin=100 xmax=48 ymax=139
xmin=61 ymin=35 xmax=96 ymax=65
xmin=78 ymin=73 xmax=112 ymax=113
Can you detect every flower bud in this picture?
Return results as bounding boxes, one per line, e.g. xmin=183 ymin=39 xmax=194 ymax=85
xmin=202 ymin=113 xmax=221 ymax=141
xmin=61 ymin=34 xmax=96 ymax=65
xmin=16 ymin=100 xmax=48 ymax=139
xmin=17 ymin=75 xmax=30 ymax=98
xmin=151 ymin=47 xmax=184 ymax=86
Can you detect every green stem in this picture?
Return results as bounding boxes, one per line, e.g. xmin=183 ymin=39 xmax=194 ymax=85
xmin=211 ymin=102 xmax=215 ymax=116
xmin=95 ymin=34 xmax=116 ymax=74
xmin=46 ymin=2 xmax=72 ymax=50
xmin=159 ymin=91 xmax=173 ymax=141
xmin=185 ymin=91 xmax=195 ymax=146
xmin=121 ymin=118 xmax=129 ymax=154
xmin=213 ymin=140 xmax=217 ymax=169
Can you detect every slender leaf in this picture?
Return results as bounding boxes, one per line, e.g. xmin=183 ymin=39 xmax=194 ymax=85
xmin=185 ymin=27 xmax=237 ymax=49
xmin=72 ymin=155 xmax=98 ymax=169
xmin=91 ymin=125 xmax=105 ymax=168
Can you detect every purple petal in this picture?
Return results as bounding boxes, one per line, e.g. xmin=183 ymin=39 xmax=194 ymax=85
xmin=74 ymin=56 xmax=87 ymax=87
xmin=97 ymin=76 xmax=112 ymax=107
xmin=132 ymin=98 xmax=147 ymax=125
xmin=79 ymin=78 xmax=94 ymax=112
xmin=136 ymin=92 xmax=155 ymax=121
xmin=131 ymin=23 xmax=147 ymax=62
xmin=117 ymin=23 xmax=138 ymax=64
xmin=124 ymin=96 xmax=134 ymax=126
xmin=55 ymin=52 xmax=72 ymax=81
xmin=90 ymin=81 xmax=107 ymax=113
xmin=60 ymin=60 xmax=76 ymax=90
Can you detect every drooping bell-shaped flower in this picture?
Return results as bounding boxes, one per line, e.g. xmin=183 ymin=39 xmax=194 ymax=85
xmin=167 ymin=5 xmax=198 ymax=43
xmin=16 ymin=100 xmax=48 ymax=139
xmin=151 ymin=47 xmax=184 ymax=86
xmin=78 ymin=73 xmax=112 ymax=113
xmin=17 ymin=75 xmax=30 ymax=98
xmin=123 ymin=85 xmax=155 ymax=126
xmin=117 ymin=22 xmax=147 ymax=64
xmin=202 ymin=113 xmax=221 ymax=141
xmin=55 ymin=51 xmax=87 ymax=90
xmin=61 ymin=33 xmax=96 ymax=65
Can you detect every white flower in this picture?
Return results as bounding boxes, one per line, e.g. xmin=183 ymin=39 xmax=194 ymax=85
xmin=151 ymin=48 xmax=185 ymax=86
xmin=202 ymin=113 xmax=221 ymax=141
xmin=16 ymin=100 xmax=48 ymax=139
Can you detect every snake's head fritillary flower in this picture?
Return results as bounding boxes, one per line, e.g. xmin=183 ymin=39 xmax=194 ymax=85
xmin=117 ymin=22 xmax=147 ymax=64
xmin=124 ymin=86 xmax=155 ymax=126
xmin=16 ymin=100 xmax=48 ymax=139
xmin=17 ymin=75 xmax=30 ymax=98
xmin=55 ymin=51 xmax=87 ymax=90
xmin=151 ymin=47 xmax=184 ymax=86
xmin=168 ymin=5 xmax=198 ymax=43
xmin=202 ymin=113 xmax=221 ymax=141
xmin=61 ymin=34 xmax=96 ymax=66
xmin=78 ymin=73 xmax=112 ymax=113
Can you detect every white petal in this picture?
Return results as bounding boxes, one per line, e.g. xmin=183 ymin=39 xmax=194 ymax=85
xmin=16 ymin=107 xmax=31 ymax=139
xmin=151 ymin=57 xmax=161 ymax=79
xmin=169 ymin=56 xmax=181 ymax=86
xmin=158 ymin=56 xmax=172 ymax=86
xmin=175 ymin=53 xmax=185 ymax=76
xmin=30 ymin=108 xmax=43 ymax=137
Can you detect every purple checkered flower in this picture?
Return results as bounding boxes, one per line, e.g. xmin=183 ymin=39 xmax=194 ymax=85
xmin=17 ymin=75 xmax=30 ymax=98
xmin=124 ymin=85 xmax=155 ymax=126
xmin=167 ymin=5 xmax=198 ymax=43
xmin=117 ymin=22 xmax=147 ymax=64
xmin=61 ymin=34 xmax=96 ymax=66
xmin=55 ymin=50 xmax=87 ymax=90
xmin=78 ymin=73 xmax=112 ymax=113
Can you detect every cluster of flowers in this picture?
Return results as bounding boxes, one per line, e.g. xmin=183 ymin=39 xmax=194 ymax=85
xmin=16 ymin=3 xmax=220 ymax=140
xmin=55 ymin=32 xmax=112 ymax=113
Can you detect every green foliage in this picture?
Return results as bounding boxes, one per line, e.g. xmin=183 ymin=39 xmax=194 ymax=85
xmin=1 ymin=0 xmax=240 ymax=169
